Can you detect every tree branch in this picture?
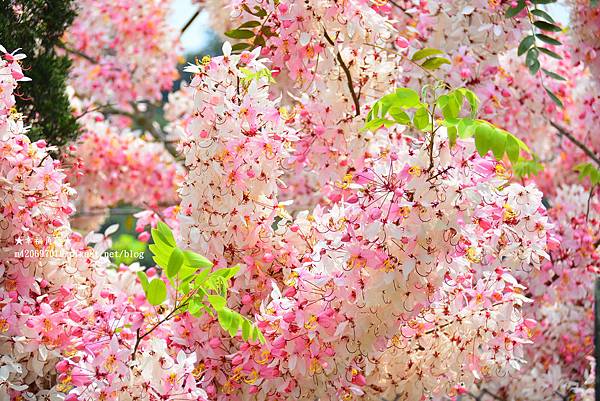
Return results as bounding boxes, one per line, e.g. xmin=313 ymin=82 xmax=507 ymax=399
xmin=549 ymin=120 xmax=600 ymax=168
xmin=103 ymin=105 xmax=183 ymax=163
xmin=180 ymin=8 xmax=201 ymax=36
xmin=56 ymin=41 xmax=99 ymax=64
xmin=323 ymin=29 xmax=361 ymax=117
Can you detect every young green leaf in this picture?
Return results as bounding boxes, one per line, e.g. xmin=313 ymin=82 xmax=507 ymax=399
xmin=156 ymin=221 xmax=176 ymax=247
xmin=208 ymin=294 xmax=227 ymax=310
xmin=394 ymin=88 xmax=420 ymax=108
xmin=413 ymin=106 xmax=430 ymax=131
xmin=137 ymin=271 xmax=149 ymax=292
xmin=217 ymin=308 xmax=234 ymax=330
xmin=420 ymin=57 xmax=451 ymax=70
xmin=411 ymin=48 xmax=444 ymax=61
xmin=474 ymin=123 xmax=494 ymax=157
xmin=506 ymin=135 xmax=521 ymax=164
xmin=147 ymin=279 xmax=167 ymax=306
xmin=183 ymin=250 xmax=213 ymax=269
xmin=242 ymin=319 xmax=251 ymax=341
xmin=490 ymin=129 xmax=508 ymax=159
xmin=167 ymin=247 xmax=184 ymax=278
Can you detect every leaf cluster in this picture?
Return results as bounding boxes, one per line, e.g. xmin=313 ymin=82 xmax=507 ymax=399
xmin=506 ymin=0 xmax=565 ymax=107
xmin=138 ymin=222 xmax=265 ymax=343
xmin=224 ymin=3 xmax=275 ymax=53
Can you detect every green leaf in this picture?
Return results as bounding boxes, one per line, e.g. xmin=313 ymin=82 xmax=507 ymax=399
xmin=474 ymin=123 xmax=494 ymax=157
xmin=242 ymin=319 xmax=251 ymax=340
xmin=518 ymin=35 xmax=535 ymax=56
xmin=208 ymin=294 xmax=227 ymax=310
xmin=212 ymin=265 xmax=240 ymax=281
xmin=448 ymin=126 xmax=457 ymax=147
xmin=490 ymin=129 xmax=508 ymax=159
xmin=389 ymin=107 xmax=411 ymax=124
xmin=239 ymin=20 xmax=261 ymax=28
xmin=575 ymin=163 xmax=600 ymax=185
xmin=514 ymin=159 xmax=544 ymax=177
xmin=137 ymin=271 xmax=149 ymax=292
xmin=533 ymin=21 xmax=562 ymax=32
xmin=531 ymin=9 xmax=555 ymax=22
xmin=395 ymin=88 xmax=420 ymax=108
xmin=183 ymin=250 xmax=213 ymax=269
xmin=254 ymin=35 xmax=266 ymax=47
xmin=413 ymin=106 xmax=430 ymax=131
xmin=542 ymin=68 xmax=566 ymax=81
xmin=188 ymin=296 xmax=203 ymax=316
xmin=167 ymin=248 xmax=184 ymax=278
xmin=545 ymin=87 xmax=564 ymax=107
xmin=536 ymin=33 xmax=561 ymax=46
xmin=156 ymin=221 xmax=176 ymax=247
xmin=592 ymin=0 xmax=599 ymax=7
xmin=228 ymin=313 xmax=241 ymax=337
xmin=421 ymin=57 xmax=451 ymax=70
xmin=217 ymin=308 xmax=233 ymax=330
xmin=458 ymin=89 xmax=480 ymax=118
xmin=538 ymin=47 xmax=562 ymax=60
xmin=457 ymin=118 xmax=476 ymax=138
xmin=224 ymin=29 xmax=255 ymax=39
xmin=231 ymin=43 xmax=252 ymax=52
xmin=526 ymin=48 xmax=541 ymax=74
xmin=506 ymin=135 xmax=520 ymax=164
xmin=147 ymin=279 xmax=167 ymax=305
xmin=505 ymin=0 xmax=526 ymax=17
xmin=411 ymin=48 xmax=444 ymax=61
xmin=361 ymin=117 xmax=392 ymax=132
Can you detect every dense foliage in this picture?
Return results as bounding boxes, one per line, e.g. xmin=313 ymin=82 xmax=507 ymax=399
xmin=0 ymin=0 xmax=78 ymax=147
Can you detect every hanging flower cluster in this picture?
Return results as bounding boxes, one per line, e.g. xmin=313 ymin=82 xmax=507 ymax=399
xmin=568 ymin=0 xmax=600 ymax=83
xmin=63 ymin=113 xmax=184 ymax=231
xmin=64 ymin=0 xmax=181 ymax=106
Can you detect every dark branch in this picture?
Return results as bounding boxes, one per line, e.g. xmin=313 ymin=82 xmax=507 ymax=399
xmin=57 ymin=41 xmax=98 ymax=64
xmin=323 ymin=29 xmax=361 ymax=117
xmin=180 ymin=8 xmax=201 ymax=35
xmin=549 ymin=120 xmax=600 ymax=168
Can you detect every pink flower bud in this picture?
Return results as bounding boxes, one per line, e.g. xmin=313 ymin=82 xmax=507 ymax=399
xmin=352 ymin=374 xmax=367 ymax=386
xmin=283 ymin=286 xmax=296 ymax=297
xmin=138 ymin=231 xmax=150 ymax=242
xmin=369 ymin=208 xmax=382 ymax=220
xmin=56 ymin=360 xmax=70 ymax=373
xmin=396 ymin=37 xmax=409 ymax=48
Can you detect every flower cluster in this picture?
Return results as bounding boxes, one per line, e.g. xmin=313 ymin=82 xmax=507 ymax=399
xmin=64 ymin=0 xmax=181 ymax=105
xmin=64 ymin=113 xmax=183 ymax=231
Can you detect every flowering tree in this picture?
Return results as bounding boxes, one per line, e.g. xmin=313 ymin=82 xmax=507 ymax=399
xmin=1 ymin=0 xmax=599 ymax=400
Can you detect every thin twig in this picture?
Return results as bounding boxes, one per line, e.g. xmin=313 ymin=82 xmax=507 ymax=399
xmin=56 ymin=41 xmax=98 ymax=64
xmin=549 ymin=120 xmax=600 ymax=167
xmin=180 ymin=8 xmax=201 ymax=35
xmin=103 ymin=106 xmax=182 ymax=163
xmin=323 ymin=29 xmax=361 ymax=117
